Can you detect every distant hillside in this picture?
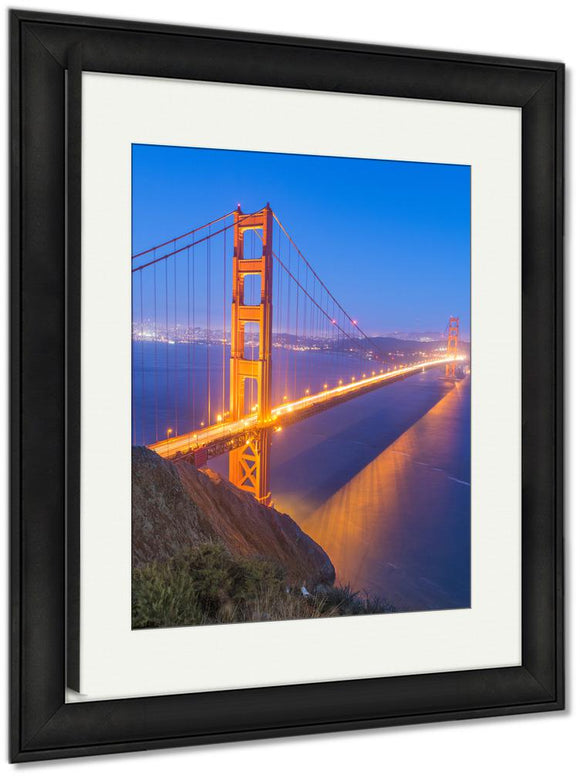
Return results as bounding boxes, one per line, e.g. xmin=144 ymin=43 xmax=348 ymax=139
xmin=369 ymin=336 xmax=441 ymax=353
xmin=132 ymin=446 xmax=335 ymax=587
xmin=369 ymin=336 xmax=470 ymax=355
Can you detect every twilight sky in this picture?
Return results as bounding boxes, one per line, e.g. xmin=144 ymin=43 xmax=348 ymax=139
xmin=132 ymin=144 xmax=470 ymax=337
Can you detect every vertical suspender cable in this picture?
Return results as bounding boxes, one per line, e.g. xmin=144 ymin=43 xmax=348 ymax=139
xmin=187 ymin=245 xmax=191 ymax=447
xmin=140 ymin=270 xmax=144 ymax=445
xmin=173 ymin=249 xmax=178 ymax=436
xmin=294 ymin=241 xmax=299 ymax=399
xmin=192 ymin=241 xmax=196 ymax=430
xmin=223 ymin=219 xmax=226 ymax=421
xmin=154 ymin=263 xmax=158 ymax=442
xmin=207 ymin=225 xmax=211 ymax=426
xmin=165 ymin=255 xmax=169 ymax=438
xmin=285 ymin=235 xmax=291 ymax=400
xmin=278 ymin=233 xmax=283 ymax=399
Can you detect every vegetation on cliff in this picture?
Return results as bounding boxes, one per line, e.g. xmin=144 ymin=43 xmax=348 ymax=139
xmin=132 ymin=542 xmax=395 ymax=628
xmin=132 ymin=447 xmax=395 ymax=627
xmin=132 ymin=446 xmax=335 ymax=587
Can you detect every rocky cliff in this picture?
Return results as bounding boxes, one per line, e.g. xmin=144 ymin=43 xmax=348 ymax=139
xmin=132 ymin=446 xmax=335 ymax=587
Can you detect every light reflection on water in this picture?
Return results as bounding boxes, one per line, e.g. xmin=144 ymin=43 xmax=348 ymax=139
xmin=270 ymin=375 xmax=471 ymax=612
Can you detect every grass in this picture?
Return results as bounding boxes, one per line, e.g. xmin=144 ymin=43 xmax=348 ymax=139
xmin=132 ymin=543 xmax=395 ymax=629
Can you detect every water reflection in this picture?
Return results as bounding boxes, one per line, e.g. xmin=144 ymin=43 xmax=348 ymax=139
xmin=211 ymin=372 xmax=471 ymax=612
xmin=297 ymin=378 xmax=471 ymax=611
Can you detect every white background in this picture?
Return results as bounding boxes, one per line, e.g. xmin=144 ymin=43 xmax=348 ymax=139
xmin=0 ymin=0 xmax=575 ymax=776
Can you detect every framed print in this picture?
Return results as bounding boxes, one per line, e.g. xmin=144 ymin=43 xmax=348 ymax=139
xmin=10 ymin=9 xmax=564 ymax=761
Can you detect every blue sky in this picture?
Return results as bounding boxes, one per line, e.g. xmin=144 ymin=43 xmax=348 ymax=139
xmin=132 ymin=145 xmax=470 ymax=336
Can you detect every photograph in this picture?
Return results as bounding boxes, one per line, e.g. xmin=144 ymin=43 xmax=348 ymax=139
xmin=131 ymin=145 xmax=471 ymax=629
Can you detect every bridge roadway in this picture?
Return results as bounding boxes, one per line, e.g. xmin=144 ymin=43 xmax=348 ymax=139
xmin=148 ymin=356 xmax=461 ymax=462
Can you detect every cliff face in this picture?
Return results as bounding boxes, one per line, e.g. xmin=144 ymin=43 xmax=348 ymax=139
xmin=132 ymin=447 xmax=335 ymax=587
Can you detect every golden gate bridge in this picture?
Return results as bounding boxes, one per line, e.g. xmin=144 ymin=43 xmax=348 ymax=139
xmin=132 ymin=205 xmax=462 ymax=505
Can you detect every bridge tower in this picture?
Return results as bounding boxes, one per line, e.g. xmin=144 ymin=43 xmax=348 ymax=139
xmin=445 ymin=316 xmax=459 ymax=377
xmin=229 ymin=206 xmax=273 ymax=504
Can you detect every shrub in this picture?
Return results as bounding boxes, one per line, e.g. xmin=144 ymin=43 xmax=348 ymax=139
xmin=132 ymin=542 xmax=396 ymax=629
xmin=312 ymin=585 xmax=396 ymax=617
xmin=132 ymin=559 xmax=205 ymax=628
xmin=133 ymin=543 xmax=288 ymax=628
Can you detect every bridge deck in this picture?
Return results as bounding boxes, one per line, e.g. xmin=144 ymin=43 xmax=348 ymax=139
xmin=148 ymin=357 xmax=460 ymax=461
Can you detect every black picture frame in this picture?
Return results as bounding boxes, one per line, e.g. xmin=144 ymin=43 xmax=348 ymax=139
xmin=9 ymin=9 xmax=564 ymax=763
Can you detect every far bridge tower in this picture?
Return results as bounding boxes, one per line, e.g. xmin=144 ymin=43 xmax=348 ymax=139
xmin=446 ymin=316 xmax=459 ymax=378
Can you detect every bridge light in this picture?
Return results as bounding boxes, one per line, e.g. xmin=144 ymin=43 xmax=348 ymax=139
xmin=323 ymin=384 xmax=328 ymax=390
xmin=200 ymin=422 xmax=205 ymax=427
xmin=352 ymin=319 xmax=357 ymax=325
xmin=362 ymin=373 xmax=366 ymax=378
xmin=167 ymin=428 xmax=173 ymax=436
xmin=275 ymin=426 xmax=282 ymax=433
xmin=217 ymin=414 xmax=223 ymax=422
xmin=283 ymin=395 xmax=287 ymax=401
xmin=338 ymin=379 xmax=343 ymax=385
xmin=351 ymin=376 xmax=355 ymax=382
xmin=372 ymin=371 xmax=375 ymax=376
xmin=305 ymin=388 xmax=310 ymax=394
